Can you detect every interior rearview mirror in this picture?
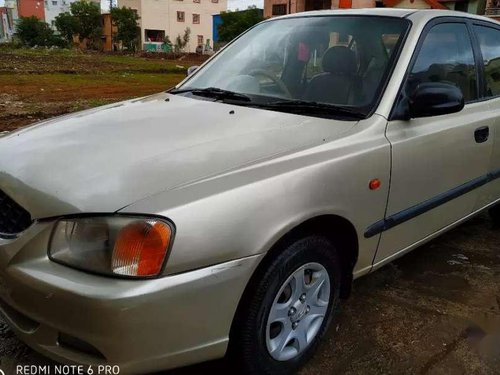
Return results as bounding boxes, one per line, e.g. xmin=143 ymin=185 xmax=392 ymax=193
xmin=409 ymin=82 xmax=464 ymax=119
xmin=187 ymin=66 xmax=199 ymax=76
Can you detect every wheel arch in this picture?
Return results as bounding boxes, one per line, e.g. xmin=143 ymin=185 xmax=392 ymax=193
xmin=230 ymin=214 xmax=359 ymax=344
xmin=263 ymin=214 xmax=359 ymax=299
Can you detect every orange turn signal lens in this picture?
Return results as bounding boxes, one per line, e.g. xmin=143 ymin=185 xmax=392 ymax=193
xmin=369 ymin=178 xmax=381 ymax=190
xmin=112 ymin=220 xmax=171 ymax=277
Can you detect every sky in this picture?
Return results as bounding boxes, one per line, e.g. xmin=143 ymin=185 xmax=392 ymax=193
xmin=0 ymin=0 xmax=264 ymax=11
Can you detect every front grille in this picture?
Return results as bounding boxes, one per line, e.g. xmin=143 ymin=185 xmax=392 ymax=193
xmin=0 ymin=189 xmax=32 ymax=237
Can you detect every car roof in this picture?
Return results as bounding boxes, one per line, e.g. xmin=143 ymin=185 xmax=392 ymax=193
xmin=272 ymin=8 xmax=499 ymax=25
xmin=276 ymin=8 xmax=414 ymax=18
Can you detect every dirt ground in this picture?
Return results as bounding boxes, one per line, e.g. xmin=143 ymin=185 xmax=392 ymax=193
xmin=0 ymin=49 xmax=201 ymax=132
xmin=1 ymin=49 xmax=499 ymax=375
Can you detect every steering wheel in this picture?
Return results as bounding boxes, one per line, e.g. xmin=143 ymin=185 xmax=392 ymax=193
xmin=248 ymin=69 xmax=292 ymax=98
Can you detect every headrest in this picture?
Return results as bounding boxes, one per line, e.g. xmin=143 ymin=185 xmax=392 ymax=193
xmin=322 ymin=46 xmax=357 ymax=75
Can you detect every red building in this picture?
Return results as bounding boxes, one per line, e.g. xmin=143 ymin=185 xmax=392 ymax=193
xmin=17 ymin=0 xmax=45 ymax=20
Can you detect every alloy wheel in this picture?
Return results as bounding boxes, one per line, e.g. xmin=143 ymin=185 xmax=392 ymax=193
xmin=265 ymin=262 xmax=331 ymax=361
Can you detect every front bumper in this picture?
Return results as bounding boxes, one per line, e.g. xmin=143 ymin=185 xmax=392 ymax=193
xmin=0 ymin=223 xmax=263 ymax=374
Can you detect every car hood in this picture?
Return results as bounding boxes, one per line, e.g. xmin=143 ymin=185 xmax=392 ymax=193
xmin=0 ymin=93 xmax=355 ymax=219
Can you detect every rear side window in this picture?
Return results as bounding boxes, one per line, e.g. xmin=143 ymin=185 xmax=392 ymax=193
xmin=407 ymin=23 xmax=478 ymax=102
xmin=473 ymin=25 xmax=500 ymax=98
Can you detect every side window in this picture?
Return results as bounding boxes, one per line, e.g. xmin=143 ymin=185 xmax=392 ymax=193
xmin=407 ymin=23 xmax=478 ymax=102
xmin=473 ymin=25 xmax=500 ymax=97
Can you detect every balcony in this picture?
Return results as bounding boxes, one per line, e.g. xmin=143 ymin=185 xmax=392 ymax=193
xmin=485 ymin=0 xmax=500 ymax=18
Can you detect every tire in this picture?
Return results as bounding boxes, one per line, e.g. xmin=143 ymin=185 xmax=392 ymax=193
xmin=228 ymin=235 xmax=342 ymax=375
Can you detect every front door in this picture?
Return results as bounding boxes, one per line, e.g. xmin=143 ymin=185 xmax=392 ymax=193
xmin=471 ymin=21 xmax=500 ymax=210
xmin=374 ymin=20 xmax=494 ymax=263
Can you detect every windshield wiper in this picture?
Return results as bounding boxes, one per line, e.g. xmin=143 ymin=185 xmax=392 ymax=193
xmin=170 ymin=87 xmax=251 ymax=102
xmin=262 ymin=100 xmax=366 ymax=119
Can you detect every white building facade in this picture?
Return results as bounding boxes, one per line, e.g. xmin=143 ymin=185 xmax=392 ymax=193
xmin=44 ymin=0 xmax=101 ymax=28
xmin=118 ymin=0 xmax=227 ymax=52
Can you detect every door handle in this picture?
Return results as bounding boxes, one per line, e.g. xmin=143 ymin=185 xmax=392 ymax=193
xmin=474 ymin=126 xmax=489 ymax=143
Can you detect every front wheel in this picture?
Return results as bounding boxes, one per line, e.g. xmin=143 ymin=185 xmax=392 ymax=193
xmin=229 ymin=236 xmax=341 ymax=375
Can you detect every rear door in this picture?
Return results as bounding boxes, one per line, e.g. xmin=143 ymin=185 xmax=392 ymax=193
xmin=373 ymin=19 xmax=494 ymax=263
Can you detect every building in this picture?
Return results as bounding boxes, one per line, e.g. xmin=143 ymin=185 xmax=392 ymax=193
xmin=118 ymin=0 xmax=227 ymax=52
xmin=17 ymin=0 xmax=45 ymax=19
xmin=45 ymin=0 xmax=72 ymax=27
xmin=101 ymin=12 xmax=119 ymax=51
xmin=382 ymin=0 xmax=486 ymax=12
xmin=264 ymin=0 xmax=375 ymax=18
xmin=14 ymin=0 xmax=100 ymax=28
xmin=0 ymin=7 xmax=14 ymax=42
xmin=264 ymin=0 xmax=488 ymax=17
xmin=45 ymin=0 xmax=101 ymax=28
xmin=485 ymin=0 xmax=500 ymax=19
xmin=0 ymin=1 xmax=17 ymax=42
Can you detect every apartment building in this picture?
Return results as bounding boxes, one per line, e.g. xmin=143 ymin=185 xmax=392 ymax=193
xmin=118 ymin=0 xmax=227 ymax=52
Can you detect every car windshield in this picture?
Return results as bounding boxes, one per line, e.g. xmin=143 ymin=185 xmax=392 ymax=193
xmin=175 ymin=15 xmax=410 ymax=119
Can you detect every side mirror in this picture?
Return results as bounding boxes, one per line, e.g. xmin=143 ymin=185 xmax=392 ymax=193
xmin=187 ymin=65 xmax=199 ymax=76
xmin=409 ymin=82 xmax=464 ymax=119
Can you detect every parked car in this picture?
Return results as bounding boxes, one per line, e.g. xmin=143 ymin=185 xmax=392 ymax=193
xmin=1 ymin=8 xmax=500 ymax=375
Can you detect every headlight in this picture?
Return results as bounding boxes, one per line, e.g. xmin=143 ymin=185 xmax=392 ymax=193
xmin=48 ymin=216 xmax=173 ymax=278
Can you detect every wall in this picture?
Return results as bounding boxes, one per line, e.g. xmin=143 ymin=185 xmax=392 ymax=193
xmin=0 ymin=6 xmax=17 ymax=42
xmin=17 ymin=0 xmax=45 ymax=20
xmin=466 ymin=0 xmax=483 ymax=14
xmin=392 ymin=0 xmax=430 ymax=8
xmin=485 ymin=0 xmax=500 ymax=19
xmin=5 ymin=0 xmax=19 ymax=22
xmin=351 ymin=0 xmax=375 ymax=7
xmin=102 ymin=13 xmax=115 ymax=51
xmin=45 ymin=0 xmax=74 ymax=28
xmin=167 ymin=0 xmax=227 ymax=51
xmin=264 ymin=0 xmax=375 ymax=17
xmin=44 ymin=0 xmax=101 ymax=28
xmin=264 ymin=0 xmax=291 ymax=18
xmin=118 ymin=0 xmax=227 ymax=52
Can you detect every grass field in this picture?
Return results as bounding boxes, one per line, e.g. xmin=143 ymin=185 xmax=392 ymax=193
xmin=0 ymin=48 xmax=203 ymax=132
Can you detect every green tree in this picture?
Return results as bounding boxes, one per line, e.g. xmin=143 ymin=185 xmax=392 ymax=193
xmin=163 ymin=35 xmax=173 ymax=52
xmin=70 ymin=0 xmax=102 ymax=46
xmin=218 ymin=7 xmax=264 ymax=43
xmin=54 ymin=12 xmax=80 ymax=46
xmin=15 ymin=16 xmax=56 ymax=47
xmin=110 ymin=6 xmax=140 ymax=51
xmin=174 ymin=27 xmax=191 ymax=53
